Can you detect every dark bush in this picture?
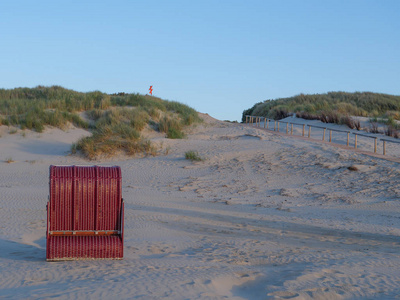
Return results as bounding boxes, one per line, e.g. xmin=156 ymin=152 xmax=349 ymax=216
xmin=385 ymin=126 xmax=400 ymax=138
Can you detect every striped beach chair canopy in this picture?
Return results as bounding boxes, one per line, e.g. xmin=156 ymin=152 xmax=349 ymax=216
xmin=46 ymin=165 xmax=124 ymax=261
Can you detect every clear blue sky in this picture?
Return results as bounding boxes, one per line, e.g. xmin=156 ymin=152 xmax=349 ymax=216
xmin=1 ymin=0 xmax=399 ymax=121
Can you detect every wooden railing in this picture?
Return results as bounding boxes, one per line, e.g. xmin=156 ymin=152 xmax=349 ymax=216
xmin=245 ymin=115 xmax=399 ymax=156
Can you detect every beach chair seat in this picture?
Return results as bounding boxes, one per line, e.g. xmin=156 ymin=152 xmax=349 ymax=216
xmin=46 ymin=165 xmax=124 ymax=261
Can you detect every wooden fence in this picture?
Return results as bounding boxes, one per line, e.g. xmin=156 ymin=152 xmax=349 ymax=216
xmin=245 ymin=115 xmax=400 ymax=156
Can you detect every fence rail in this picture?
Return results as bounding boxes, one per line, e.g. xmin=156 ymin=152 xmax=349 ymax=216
xmin=245 ymin=115 xmax=399 ymax=156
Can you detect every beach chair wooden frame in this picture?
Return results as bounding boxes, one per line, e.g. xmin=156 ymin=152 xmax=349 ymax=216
xmin=46 ymin=165 xmax=124 ymax=261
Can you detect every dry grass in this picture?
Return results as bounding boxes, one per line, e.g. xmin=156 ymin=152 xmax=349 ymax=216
xmin=321 ymin=111 xmax=340 ymax=124
xmin=340 ymin=116 xmax=361 ymax=130
xmin=5 ymin=157 xmax=15 ymax=163
xmin=159 ymin=115 xmax=186 ymax=139
xmin=73 ymin=124 xmax=155 ymax=160
xmin=165 ymin=146 xmax=171 ymax=155
xmin=369 ymin=122 xmax=381 ymax=134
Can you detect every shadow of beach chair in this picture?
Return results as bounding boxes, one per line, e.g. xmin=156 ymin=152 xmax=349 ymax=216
xmin=46 ymin=165 xmax=124 ymax=261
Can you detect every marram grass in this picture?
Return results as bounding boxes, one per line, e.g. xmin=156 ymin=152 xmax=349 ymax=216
xmin=0 ymin=85 xmax=201 ymax=158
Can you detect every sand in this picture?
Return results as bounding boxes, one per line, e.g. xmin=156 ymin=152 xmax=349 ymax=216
xmin=0 ymin=114 xmax=399 ymax=299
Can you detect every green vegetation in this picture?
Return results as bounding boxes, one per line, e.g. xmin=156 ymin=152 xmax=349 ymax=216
xmin=185 ymin=150 xmax=203 ymax=161
xmin=0 ymin=86 xmax=201 ymax=159
xmin=159 ymin=116 xmax=186 ymax=139
xmin=242 ymin=91 xmax=400 ymax=123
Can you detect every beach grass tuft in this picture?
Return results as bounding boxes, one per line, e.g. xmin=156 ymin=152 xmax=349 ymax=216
xmin=185 ymin=150 xmax=203 ymax=161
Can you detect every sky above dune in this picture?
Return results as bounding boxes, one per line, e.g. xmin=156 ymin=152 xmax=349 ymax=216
xmin=1 ymin=0 xmax=399 ymax=121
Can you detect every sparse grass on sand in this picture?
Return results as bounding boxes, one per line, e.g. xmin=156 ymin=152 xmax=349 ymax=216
xmin=185 ymin=150 xmax=204 ymax=161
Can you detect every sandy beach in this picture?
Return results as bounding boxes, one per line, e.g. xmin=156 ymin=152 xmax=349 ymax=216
xmin=0 ymin=114 xmax=399 ymax=299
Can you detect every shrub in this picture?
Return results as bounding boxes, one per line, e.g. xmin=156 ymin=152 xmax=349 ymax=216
xmin=385 ymin=126 xmax=400 ymax=138
xmin=354 ymin=119 xmax=361 ymax=130
xmin=369 ymin=122 xmax=380 ymax=134
xmin=340 ymin=116 xmax=356 ymax=129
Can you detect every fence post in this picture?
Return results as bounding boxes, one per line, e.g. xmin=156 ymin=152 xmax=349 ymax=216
xmin=286 ymin=123 xmax=288 ymax=134
xmin=277 ymin=122 xmax=280 ymax=132
xmin=308 ymin=126 xmax=311 ymax=138
xmin=383 ymin=140 xmax=386 ymax=155
xmin=267 ymin=119 xmax=269 ymax=129
xmin=264 ymin=118 xmax=266 ymax=128
xmin=354 ymin=134 xmax=357 ymax=149
xmin=374 ymin=138 xmax=377 ymax=153
xmin=274 ymin=121 xmax=276 ymax=131
xmin=329 ymin=130 xmax=332 ymax=142
xmin=302 ymin=124 xmax=305 ymax=136
xmin=291 ymin=124 xmax=293 ymax=135
xmin=347 ymin=132 xmax=349 ymax=146
xmin=323 ymin=128 xmax=326 ymax=141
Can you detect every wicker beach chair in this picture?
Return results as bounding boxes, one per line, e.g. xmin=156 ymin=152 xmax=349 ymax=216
xmin=46 ymin=165 xmax=124 ymax=261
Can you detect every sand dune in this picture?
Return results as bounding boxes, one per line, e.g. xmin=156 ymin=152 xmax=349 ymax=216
xmin=0 ymin=114 xmax=399 ymax=299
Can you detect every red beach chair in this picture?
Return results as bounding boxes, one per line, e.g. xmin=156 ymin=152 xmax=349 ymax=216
xmin=46 ymin=165 xmax=124 ymax=261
